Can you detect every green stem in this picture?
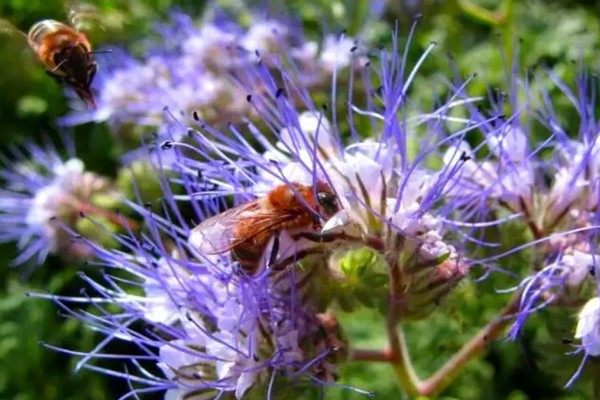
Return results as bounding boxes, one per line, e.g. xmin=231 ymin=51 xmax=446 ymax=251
xmin=417 ymin=292 xmax=521 ymax=396
xmin=390 ymin=323 xmax=421 ymax=396
xmin=351 ymin=291 xmax=522 ymax=397
xmin=594 ymin=364 xmax=600 ymax=400
xmin=456 ymin=0 xmax=514 ymax=27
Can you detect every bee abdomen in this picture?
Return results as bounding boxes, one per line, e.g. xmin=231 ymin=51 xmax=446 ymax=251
xmin=27 ymin=20 xmax=69 ymax=48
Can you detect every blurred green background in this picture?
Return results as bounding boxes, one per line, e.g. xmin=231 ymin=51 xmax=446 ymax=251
xmin=0 ymin=0 xmax=599 ymax=399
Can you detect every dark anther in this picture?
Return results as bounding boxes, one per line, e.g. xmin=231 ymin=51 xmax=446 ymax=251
xmin=275 ymin=87 xmax=284 ymax=98
xmin=321 ymin=104 xmax=328 ymax=111
xmin=589 ymin=265 xmax=596 ymax=276
xmin=192 ymin=111 xmax=200 ymax=121
xmin=187 ymin=129 xmax=195 ymax=138
xmin=163 ymin=105 xmax=169 ymax=112
xmin=49 ymin=216 xmax=58 ymax=221
xmin=255 ymin=49 xmax=260 ymax=57
xmin=562 ymin=338 xmax=573 ymax=344
xmin=160 ymin=141 xmax=173 ymax=150
xmin=350 ymin=45 xmax=358 ymax=52
xmin=459 ymin=151 xmax=471 ymax=162
xmin=375 ymin=85 xmax=384 ymax=96
xmin=365 ymin=61 xmax=370 ymax=68
xmin=143 ymin=202 xmax=152 ymax=209
xmin=114 ymin=207 xmax=121 ymax=215
xmin=79 ymin=211 xmax=85 ymax=218
xmin=197 ymin=170 xmax=203 ymax=181
xmin=246 ymin=94 xmax=252 ymax=102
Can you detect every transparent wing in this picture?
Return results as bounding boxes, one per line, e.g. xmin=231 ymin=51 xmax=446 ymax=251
xmin=189 ymin=201 xmax=299 ymax=255
xmin=0 ymin=19 xmax=26 ymax=39
xmin=65 ymin=1 xmax=102 ymax=31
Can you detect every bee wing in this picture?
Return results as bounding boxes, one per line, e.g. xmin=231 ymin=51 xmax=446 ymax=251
xmin=189 ymin=201 xmax=299 ymax=255
xmin=0 ymin=19 xmax=27 ymax=40
xmin=65 ymin=1 xmax=103 ymax=31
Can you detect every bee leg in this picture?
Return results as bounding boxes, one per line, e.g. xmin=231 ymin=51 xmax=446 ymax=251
xmin=267 ymin=233 xmax=280 ymax=268
xmin=292 ymin=231 xmax=384 ymax=250
xmin=50 ymin=59 xmax=68 ymax=74
xmin=270 ymin=248 xmax=324 ymax=271
xmin=87 ymin=62 xmax=97 ymax=85
xmin=45 ymin=70 xmax=65 ymax=85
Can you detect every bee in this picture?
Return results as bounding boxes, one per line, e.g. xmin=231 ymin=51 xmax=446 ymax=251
xmin=189 ymin=181 xmax=340 ymax=275
xmin=0 ymin=3 xmax=101 ymax=108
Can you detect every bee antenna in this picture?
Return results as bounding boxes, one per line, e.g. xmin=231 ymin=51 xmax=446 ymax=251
xmin=88 ymin=49 xmax=113 ymax=55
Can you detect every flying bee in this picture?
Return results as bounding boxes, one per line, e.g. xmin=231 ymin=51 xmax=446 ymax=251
xmin=189 ymin=181 xmax=340 ymax=275
xmin=0 ymin=3 xmax=102 ymax=108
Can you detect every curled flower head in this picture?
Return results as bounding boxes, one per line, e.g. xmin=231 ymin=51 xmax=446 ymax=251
xmin=459 ymin=69 xmax=600 ymax=358
xmin=38 ymin=170 xmax=355 ymax=399
xmin=59 ymin=11 xmax=368 ymax=155
xmin=167 ymin=25 xmax=483 ymax=320
xmin=0 ymin=139 xmax=119 ymax=267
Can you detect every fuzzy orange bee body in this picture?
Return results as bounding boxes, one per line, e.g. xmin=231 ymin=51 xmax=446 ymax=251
xmin=190 ymin=181 xmax=340 ymax=275
xmin=0 ymin=4 xmax=100 ymax=109
xmin=26 ymin=19 xmax=97 ymax=108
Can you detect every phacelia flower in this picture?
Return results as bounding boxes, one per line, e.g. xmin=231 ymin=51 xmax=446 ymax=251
xmin=35 ymin=19 xmax=499 ymax=399
xmin=58 ymin=11 xmax=368 ymax=154
xmin=38 ymin=167 xmax=354 ymax=399
xmin=575 ymin=296 xmax=600 ymax=357
xmin=168 ymin=27 xmax=480 ymax=320
xmin=458 ymin=70 xmax=600 ymax=383
xmin=0 ymin=139 xmax=120 ymax=267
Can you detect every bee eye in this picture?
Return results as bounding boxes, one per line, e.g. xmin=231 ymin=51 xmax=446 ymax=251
xmin=317 ymin=192 xmax=339 ymax=217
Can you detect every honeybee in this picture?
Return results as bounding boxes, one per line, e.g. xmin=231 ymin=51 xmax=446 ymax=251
xmin=0 ymin=4 xmax=101 ymax=108
xmin=190 ymin=181 xmax=340 ymax=275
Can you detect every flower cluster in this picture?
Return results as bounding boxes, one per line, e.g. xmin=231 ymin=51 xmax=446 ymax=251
xmin=6 ymin=8 xmax=600 ymax=400
xmin=0 ymin=139 xmax=120 ymax=268
xmin=47 ymin=185 xmax=349 ymax=399
xmin=23 ymin=20 xmax=500 ymax=398
xmin=59 ymin=12 xmax=367 ymax=149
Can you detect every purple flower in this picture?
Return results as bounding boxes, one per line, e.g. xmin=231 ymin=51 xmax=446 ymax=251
xmin=32 ymin=19 xmax=504 ymax=399
xmin=452 ymin=69 xmax=600 ymax=388
xmin=172 ymin=26 xmax=481 ymax=319
xmin=35 ymin=168 xmax=352 ymax=399
xmin=58 ymin=11 xmax=367 ymax=153
xmin=0 ymin=139 xmax=115 ymax=267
